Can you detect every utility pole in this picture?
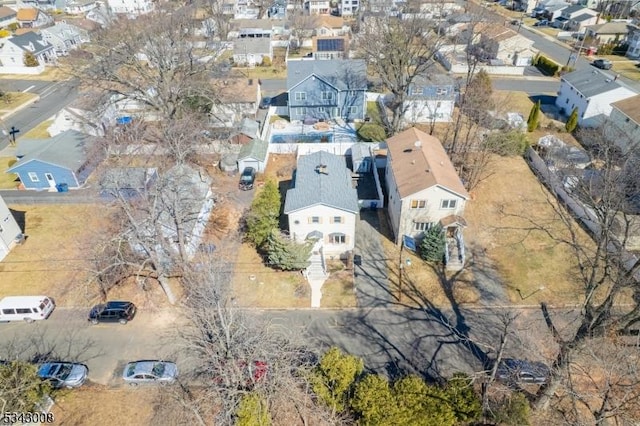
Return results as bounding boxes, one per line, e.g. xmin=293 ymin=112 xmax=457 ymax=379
xmin=398 ymin=239 xmax=404 ymax=302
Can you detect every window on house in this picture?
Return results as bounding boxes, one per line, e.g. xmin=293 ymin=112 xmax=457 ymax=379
xmin=318 ymin=107 xmax=325 ymax=113
xmin=348 ymin=106 xmax=357 ymax=114
xmin=310 ymin=216 xmax=321 ymax=224
xmin=410 ymin=200 xmax=426 ymax=209
xmin=436 ymin=88 xmax=447 ymax=96
xmin=436 ymin=101 xmax=442 ymax=107
xmin=329 ymin=233 xmax=346 ymax=244
xmin=410 ymin=85 xmax=424 ymax=96
xmin=332 ymin=216 xmax=342 ymax=223
xmin=295 ymin=92 xmax=307 ymax=101
xmin=28 ymin=172 xmax=39 ymax=182
xmin=297 ymin=107 xmax=307 ymax=115
xmin=321 ymin=91 xmax=334 ymax=100
xmin=441 ymin=199 xmax=457 ymax=209
xmin=414 ymin=222 xmax=433 ymax=231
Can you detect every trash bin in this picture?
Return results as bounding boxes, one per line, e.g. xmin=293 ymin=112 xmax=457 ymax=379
xmin=56 ymin=183 xmax=69 ymax=193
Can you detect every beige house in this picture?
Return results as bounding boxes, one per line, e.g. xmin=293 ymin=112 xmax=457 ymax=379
xmin=605 ymin=94 xmax=640 ymax=154
xmin=585 ymin=22 xmax=629 ymax=44
xmin=385 ymin=128 xmax=469 ymax=268
xmin=314 ymin=15 xmax=350 ymax=37
xmin=210 ymin=78 xmax=261 ymax=128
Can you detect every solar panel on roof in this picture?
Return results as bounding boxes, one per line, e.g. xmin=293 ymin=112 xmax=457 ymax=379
xmin=317 ymin=39 xmax=344 ymax=52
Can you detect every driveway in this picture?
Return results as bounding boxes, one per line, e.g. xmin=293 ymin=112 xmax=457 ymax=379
xmin=354 ymin=210 xmax=395 ymax=308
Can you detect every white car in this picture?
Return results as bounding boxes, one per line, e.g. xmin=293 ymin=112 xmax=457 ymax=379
xmin=122 ymin=361 xmax=178 ymax=386
xmin=38 ymin=362 xmax=88 ymax=389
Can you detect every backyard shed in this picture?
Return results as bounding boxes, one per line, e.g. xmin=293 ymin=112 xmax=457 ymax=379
xmin=237 ymin=137 xmax=269 ymax=173
xmin=349 ymin=143 xmax=372 ymax=173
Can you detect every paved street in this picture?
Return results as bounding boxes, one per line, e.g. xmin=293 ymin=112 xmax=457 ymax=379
xmin=1 ymin=79 xmax=80 ymax=151
xmin=492 ymin=77 xmax=559 ymax=94
xmin=0 ymin=305 xmax=580 ymax=386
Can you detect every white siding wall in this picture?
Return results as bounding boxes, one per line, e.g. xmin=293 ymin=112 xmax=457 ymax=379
xmin=402 ymin=99 xmax=454 ymax=124
xmin=398 ymin=186 xmax=467 ymax=241
xmin=584 ymin=88 xmax=638 ymax=126
xmin=0 ymin=196 xmax=22 ymax=261
xmin=605 ymin=108 xmax=640 ymax=154
xmin=287 ymin=204 xmax=356 ymax=255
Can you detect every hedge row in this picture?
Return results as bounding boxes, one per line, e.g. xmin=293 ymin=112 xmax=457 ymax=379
xmin=532 ymin=54 xmax=561 ymax=76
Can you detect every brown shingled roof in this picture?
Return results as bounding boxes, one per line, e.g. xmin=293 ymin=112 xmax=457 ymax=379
xmin=612 ymin=94 xmax=640 ymax=125
xmin=386 ymin=127 xmax=469 ymax=199
xmin=17 ymin=8 xmax=38 ymax=21
xmin=316 ymin=15 xmax=345 ymax=29
xmin=0 ymin=6 xmax=16 ymax=18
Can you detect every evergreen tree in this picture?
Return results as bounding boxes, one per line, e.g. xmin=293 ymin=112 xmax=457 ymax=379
xmin=309 ymin=347 xmax=364 ymax=413
xmin=266 ymin=231 xmax=312 ymax=270
xmin=443 ymin=373 xmax=482 ymax=423
xmin=527 ymin=100 xmax=541 ymax=132
xmin=245 ymin=180 xmax=280 ymax=248
xmin=351 ymin=374 xmax=397 ymax=425
xmin=419 ymin=225 xmax=446 ymax=263
xmin=565 ymin=107 xmax=579 ymax=133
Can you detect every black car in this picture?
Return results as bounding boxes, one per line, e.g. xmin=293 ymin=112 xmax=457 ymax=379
xmin=88 ymin=301 xmax=136 ymax=325
xmin=495 ymin=358 xmax=550 ymax=385
xmin=259 ymin=96 xmax=272 ymax=109
xmin=592 ymin=59 xmax=613 ymax=70
xmin=239 ymin=167 xmax=256 ymax=191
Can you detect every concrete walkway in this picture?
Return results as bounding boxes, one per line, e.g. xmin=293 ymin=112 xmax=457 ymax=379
xmin=354 ymin=210 xmax=394 ymax=308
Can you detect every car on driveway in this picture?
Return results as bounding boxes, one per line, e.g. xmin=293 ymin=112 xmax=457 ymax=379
xmin=259 ymin=96 xmax=272 ymax=109
xmin=495 ymin=358 xmax=550 ymax=385
xmin=38 ymin=362 xmax=88 ymax=389
xmin=592 ymin=59 xmax=613 ymax=70
xmin=533 ymin=19 xmax=549 ymax=26
xmin=238 ymin=167 xmax=256 ymax=191
xmin=122 ymin=361 xmax=178 ymax=386
xmin=88 ymin=301 xmax=136 ymax=325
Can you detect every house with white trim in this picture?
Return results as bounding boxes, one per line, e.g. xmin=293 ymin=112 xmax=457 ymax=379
xmin=0 ymin=195 xmax=23 ymax=262
xmin=385 ymin=127 xmax=469 ymax=268
xmin=555 ymin=68 xmax=638 ymax=127
xmin=106 ymin=0 xmax=154 ymax=17
xmin=605 ymin=94 xmax=640 ymax=153
xmin=284 ymin=150 xmax=359 ymax=258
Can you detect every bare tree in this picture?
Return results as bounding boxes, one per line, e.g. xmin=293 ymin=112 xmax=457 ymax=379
xmin=355 ymin=15 xmax=445 ymax=135
xmin=527 ymin=127 xmax=640 ymax=417
xmin=197 ymin=0 xmax=234 ymax=40
xmin=287 ymin=11 xmax=318 ymax=54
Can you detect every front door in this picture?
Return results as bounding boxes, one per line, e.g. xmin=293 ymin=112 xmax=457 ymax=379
xmin=45 ymin=173 xmax=56 ymax=188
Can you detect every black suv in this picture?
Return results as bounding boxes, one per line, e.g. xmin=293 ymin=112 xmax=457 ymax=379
xmin=88 ymin=301 xmax=136 ymax=325
xmin=239 ymin=167 xmax=256 ymax=191
xmin=495 ymin=358 xmax=550 ymax=385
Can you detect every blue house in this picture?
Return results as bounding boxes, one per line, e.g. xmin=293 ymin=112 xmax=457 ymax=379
xmin=287 ymin=59 xmax=367 ymax=122
xmin=7 ymin=130 xmax=95 ymax=191
xmin=402 ymin=72 xmax=456 ymax=125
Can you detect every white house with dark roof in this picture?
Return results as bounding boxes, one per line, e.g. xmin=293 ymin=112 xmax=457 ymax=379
xmin=0 ymin=195 xmax=22 ymax=262
xmin=402 ymin=72 xmax=456 ymax=125
xmin=106 ymin=0 xmax=154 ymax=17
xmin=555 ymin=68 xmax=638 ymax=127
xmin=385 ymin=127 xmax=469 ymax=268
xmin=0 ymin=32 xmax=55 ymax=73
xmin=554 ymin=5 xmax=598 ymax=30
xmin=284 ymin=150 xmax=359 ymax=257
xmin=64 ymin=0 xmax=98 ymax=14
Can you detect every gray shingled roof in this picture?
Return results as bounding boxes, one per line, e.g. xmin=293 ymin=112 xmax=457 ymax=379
xmin=233 ymin=37 xmax=271 ymax=55
xmin=573 ymin=13 xmax=596 ymax=22
xmin=563 ymin=4 xmax=587 ymax=14
xmin=238 ymin=137 xmax=268 ymax=161
xmin=10 ymin=130 xmax=93 ymax=172
xmin=561 ymin=68 xmax=624 ymax=98
xmin=8 ymin=32 xmax=54 ymax=56
xmin=284 ymin=151 xmax=358 ymax=214
xmin=287 ymin=59 xmax=367 ymax=91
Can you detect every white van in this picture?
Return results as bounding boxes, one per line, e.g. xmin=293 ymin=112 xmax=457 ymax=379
xmin=0 ymin=296 xmax=56 ymax=323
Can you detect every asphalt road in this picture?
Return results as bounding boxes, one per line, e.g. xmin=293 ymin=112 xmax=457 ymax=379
xmin=0 ymin=79 xmax=80 ymax=151
xmin=0 ymin=305 xmax=579 ymax=386
xmin=492 ymin=78 xmax=559 ymax=94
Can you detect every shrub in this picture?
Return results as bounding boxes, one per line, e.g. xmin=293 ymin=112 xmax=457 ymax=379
xmin=0 ymin=29 xmax=10 ymax=38
xmin=8 ymin=23 xmax=19 ymax=31
xmin=236 ymin=393 xmax=271 ymax=426
xmin=566 ymin=107 xmax=579 ymax=133
xmin=533 ymin=54 xmax=560 ymax=76
xmin=490 ymin=393 xmax=531 ymax=426
xmin=23 ymin=51 xmax=39 ymax=67
xmin=261 ymin=56 xmax=272 ymax=67
xmin=419 ymin=224 xmax=446 ymax=263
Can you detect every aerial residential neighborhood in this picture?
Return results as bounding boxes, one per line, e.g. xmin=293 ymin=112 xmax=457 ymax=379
xmin=0 ymin=0 xmax=640 ymax=423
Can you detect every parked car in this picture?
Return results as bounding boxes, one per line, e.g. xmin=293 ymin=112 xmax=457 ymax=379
xmin=533 ymin=19 xmax=549 ymax=27
xmin=238 ymin=167 xmax=256 ymax=191
xmin=122 ymin=361 xmax=178 ymax=386
xmin=37 ymin=362 xmax=88 ymax=389
xmin=495 ymin=358 xmax=550 ymax=385
xmin=88 ymin=301 xmax=136 ymax=325
xmin=259 ymin=96 xmax=272 ymax=109
xmin=592 ymin=59 xmax=613 ymax=70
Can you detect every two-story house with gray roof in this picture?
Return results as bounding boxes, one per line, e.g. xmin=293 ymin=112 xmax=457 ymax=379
xmin=403 ymin=72 xmax=456 ymax=125
xmin=232 ymin=37 xmax=273 ymax=66
xmin=0 ymin=32 xmax=56 ymax=72
xmin=40 ymin=22 xmax=87 ymax=56
xmin=284 ymin=150 xmax=359 ymax=257
xmin=7 ymin=130 xmax=96 ymax=190
xmin=287 ymin=59 xmax=367 ymax=122
xmin=553 ymin=5 xmax=597 ymax=30
xmin=555 ymin=68 xmax=638 ymax=127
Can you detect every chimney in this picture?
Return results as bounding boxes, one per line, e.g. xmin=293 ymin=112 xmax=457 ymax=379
xmin=315 ymin=164 xmax=328 ymax=174
xmin=414 ymin=140 xmax=422 ymax=148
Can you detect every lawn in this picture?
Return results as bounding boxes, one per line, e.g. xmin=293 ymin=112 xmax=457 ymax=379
xmin=0 ymin=64 xmax=73 ymax=81
xmin=612 ymin=60 xmax=640 ymax=81
xmin=0 ymin=92 xmax=38 ymax=114
xmin=321 ymin=261 xmax=357 ymax=308
xmin=0 ymin=156 xmax=19 ymax=189
xmin=0 ymin=204 xmax=115 ymax=307
xmin=20 ymin=119 xmax=53 ymax=139
xmin=357 ymin=101 xmax=386 ymax=142
xmin=231 ymin=243 xmax=310 ymax=308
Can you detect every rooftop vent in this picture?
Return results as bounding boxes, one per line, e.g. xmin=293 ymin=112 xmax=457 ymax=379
xmin=414 ymin=140 xmax=422 ymax=148
xmin=315 ymin=164 xmax=328 ymax=175
xmin=411 ymin=160 xmax=416 ymax=165
xmin=403 ymin=148 xmax=413 ymax=153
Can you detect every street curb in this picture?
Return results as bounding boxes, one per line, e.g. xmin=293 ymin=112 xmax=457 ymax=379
xmin=0 ymin=94 xmax=41 ymax=121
